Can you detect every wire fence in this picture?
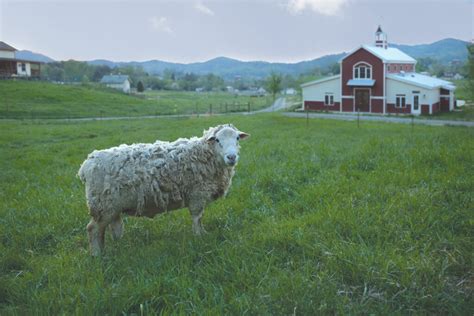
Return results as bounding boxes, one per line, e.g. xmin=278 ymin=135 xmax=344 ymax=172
xmin=0 ymin=100 xmax=269 ymax=120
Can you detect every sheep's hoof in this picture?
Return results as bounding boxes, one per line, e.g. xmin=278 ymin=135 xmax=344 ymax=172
xmin=90 ymin=248 xmax=102 ymax=257
xmin=193 ymin=226 xmax=208 ymax=236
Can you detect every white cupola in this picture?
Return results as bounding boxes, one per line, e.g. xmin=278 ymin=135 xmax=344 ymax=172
xmin=375 ymin=25 xmax=388 ymax=49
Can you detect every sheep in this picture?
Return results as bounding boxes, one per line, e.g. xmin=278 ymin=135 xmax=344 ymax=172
xmin=77 ymin=124 xmax=250 ymax=256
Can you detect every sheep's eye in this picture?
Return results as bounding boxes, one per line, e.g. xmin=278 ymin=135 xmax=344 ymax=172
xmin=236 ymin=136 xmax=240 ymax=141
xmin=215 ymin=138 xmax=220 ymax=143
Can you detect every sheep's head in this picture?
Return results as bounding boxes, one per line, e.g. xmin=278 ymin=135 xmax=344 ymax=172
xmin=205 ymin=124 xmax=249 ymax=167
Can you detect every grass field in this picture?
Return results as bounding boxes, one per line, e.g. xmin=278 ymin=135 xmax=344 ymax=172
xmin=0 ymin=81 xmax=271 ymax=119
xmin=0 ymin=114 xmax=472 ymax=314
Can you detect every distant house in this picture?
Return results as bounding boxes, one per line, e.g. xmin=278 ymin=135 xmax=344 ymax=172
xmin=100 ymin=75 xmax=131 ymax=93
xmin=0 ymin=41 xmax=42 ymax=78
xmin=239 ymin=87 xmax=266 ymax=97
xmin=283 ymin=88 xmax=296 ymax=95
xmin=301 ymin=26 xmax=456 ymax=115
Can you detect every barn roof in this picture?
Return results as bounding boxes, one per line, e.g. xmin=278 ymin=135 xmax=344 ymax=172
xmin=340 ymin=45 xmax=416 ymax=64
xmin=300 ymin=75 xmax=340 ymax=88
xmin=0 ymin=41 xmax=18 ymax=51
xmin=100 ymin=75 xmax=130 ymax=84
xmin=387 ymin=72 xmax=455 ymax=90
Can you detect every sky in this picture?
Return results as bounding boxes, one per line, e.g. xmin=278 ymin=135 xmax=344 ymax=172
xmin=0 ymin=0 xmax=472 ymax=63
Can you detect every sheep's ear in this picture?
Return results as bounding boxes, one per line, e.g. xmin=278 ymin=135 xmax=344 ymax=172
xmin=207 ymin=136 xmax=216 ymax=143
xmin=239 ymin=132 xmax=250 ymax=140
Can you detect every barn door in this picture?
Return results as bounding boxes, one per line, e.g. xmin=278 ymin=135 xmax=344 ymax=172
xmin=355 ymin=89 xmax=370 ymax=112
xmin=412 ymin=94 xmax=420 ymax=115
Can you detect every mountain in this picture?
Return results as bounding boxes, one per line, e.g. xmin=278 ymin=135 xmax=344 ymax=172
xmin=15 ymin=38 xmax=469 ymax=79
xmin=87 ymin=38 xmax=469 ymax=79
xmin=88 ymin=53 xmax=347 ymax=79
xmin=16 ymin=50 xmax=55 ymax=63
xmin=390 ymin=38 xmax=468 ymax=62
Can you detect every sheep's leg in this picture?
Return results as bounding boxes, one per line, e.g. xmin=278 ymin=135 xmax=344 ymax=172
xmin=87 ymin=216 xmax=112 ymax=256
xmin=87 ymin=219 xmax=102 ymax=256
xmin=189 ymin=206 xmax=206 ymax=235
xmin=109 ymin=215 xmax=124 ymax=241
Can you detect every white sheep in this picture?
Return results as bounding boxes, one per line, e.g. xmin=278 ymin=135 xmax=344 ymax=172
xmin=77 ymin=124 xmax=249 ymax=256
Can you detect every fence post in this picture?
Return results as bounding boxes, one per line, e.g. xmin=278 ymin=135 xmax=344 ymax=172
xmin=357 ymin=108 xmax=360 ymax=128
xmin=209 ymin=103 xmax=212 ymax=116
xmin=248 ymin=101 xmax=251 ymax=113
xmin=225 ymin=102 xmax=228 ymax=113
xmin=411 ymin=115 xmax=414 ymax=132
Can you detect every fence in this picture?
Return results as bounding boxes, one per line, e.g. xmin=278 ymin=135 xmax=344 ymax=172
xmin=0 ymin=100 xmax=265 ymax=120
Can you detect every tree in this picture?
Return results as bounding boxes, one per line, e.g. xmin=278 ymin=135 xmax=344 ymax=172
xmin=266 ymin=72 xmax=282 ymax=101
xmin=92 ymin=65 xmax=112 ymax=82
xmin=179 ymin=72 xmax=199 ymax=91
xmin=137 ymin=81 xmax=145 ymax=93
xmin=81 ymin=75 xmax=90 ymax=86
xmin=467 ymin=43 xmax=474 ymax=100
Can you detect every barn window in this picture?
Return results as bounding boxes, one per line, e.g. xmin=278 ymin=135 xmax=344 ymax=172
xmin=354 ymin=63 xmax=372 ymax=79
xmin=396 ymin=95 xmax=406 ymax=108
xmin=325 ymin=93 xmax=334 ymax=105
xmin=21 ymin=63 xmax=26 ymax=71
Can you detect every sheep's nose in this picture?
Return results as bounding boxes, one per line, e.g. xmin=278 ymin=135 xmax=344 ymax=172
xmin=226 ymin=154 xmax=236 ymax=162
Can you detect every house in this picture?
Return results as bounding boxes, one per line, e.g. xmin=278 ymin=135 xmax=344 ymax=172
xmin=100 ymin=75 xmax=131 ymax=93
xmin=0 ymin=41 xmax=42 ymax=78
xmin=239 ymin=87 xmax=266 ymax=97
xmin=301 ymin=27 xmax=456 ymax=115
xmin=283 ymin=88 xmax=296 ymax=95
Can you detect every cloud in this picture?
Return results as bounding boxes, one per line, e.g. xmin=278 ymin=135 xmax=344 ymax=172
xmin=194 ymin=1 xmax=214 ymax=16
xmin=287 ymin=0 xmax=350 ymax=16
xmin=149 ymin=16 xmax=173 ymax=34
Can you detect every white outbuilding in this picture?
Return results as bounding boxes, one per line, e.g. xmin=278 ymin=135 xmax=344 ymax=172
xmin=100 ymin=75 xmax=131 ymax=93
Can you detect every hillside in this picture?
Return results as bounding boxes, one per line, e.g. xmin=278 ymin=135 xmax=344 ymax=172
xmin=16 ymin=50 xmax=55 ymax=63
xmin=391 ymin=38 xmax=468 ymax=62
xmin=0 ymin=81 xmax=270 ymax=119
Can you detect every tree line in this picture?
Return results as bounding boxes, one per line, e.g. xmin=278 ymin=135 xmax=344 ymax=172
xmin=39 ymin=51 xmax=471 ymax=96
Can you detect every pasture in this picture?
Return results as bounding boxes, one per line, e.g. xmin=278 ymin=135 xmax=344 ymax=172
xmin=0 ymin=81 xmax=270 ymax=119
xmin=0 ymin=114 xmax=472 ymax=314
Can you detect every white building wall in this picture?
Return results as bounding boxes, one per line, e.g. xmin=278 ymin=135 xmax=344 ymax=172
xmin=16 ymin=62 xmax=31 ymax=77
xmin=106 ymin=81 xmax=131 ymax=93
xmin=0 ymin=51 xmax=15 ymax=59
xmin=123 ymin=80 xmax=130 ymax=93
xmin=302 ymin=77 xmax=341 ymax=103
xmin=386 ymin=78 xmax=437 ymax=105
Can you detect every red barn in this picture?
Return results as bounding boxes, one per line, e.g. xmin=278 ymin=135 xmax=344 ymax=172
xmin=301 ymin=26 xmax=455 ymax=115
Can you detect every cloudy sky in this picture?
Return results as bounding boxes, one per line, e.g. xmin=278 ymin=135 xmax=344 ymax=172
xmin=0 ymin=0 xmax=472 ymax=63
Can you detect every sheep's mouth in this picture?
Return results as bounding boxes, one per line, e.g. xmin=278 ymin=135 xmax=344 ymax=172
xmin=225 ymin=160 xmax=236 ymax=166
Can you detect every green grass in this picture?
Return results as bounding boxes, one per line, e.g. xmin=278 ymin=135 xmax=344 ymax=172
xmin=0 ymin=80 xmax=271 ymax=119
xmin=0 ymin=115 xmax=473 ymax=314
